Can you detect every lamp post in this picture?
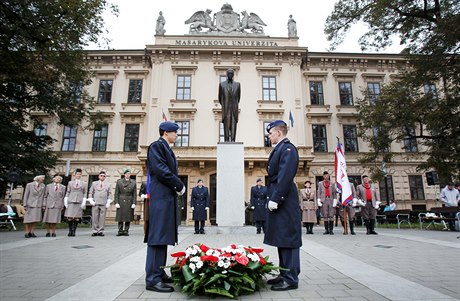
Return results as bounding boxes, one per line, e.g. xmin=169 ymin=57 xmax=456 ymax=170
xmin=381 ymin=161 xmax=390 ymax=205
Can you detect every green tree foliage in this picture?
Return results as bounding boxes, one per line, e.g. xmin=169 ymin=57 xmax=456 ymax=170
xmin=0 ymin=0 xmax=117 ymax=186
xmin=325 ymin=0 xmax=460 ymax=182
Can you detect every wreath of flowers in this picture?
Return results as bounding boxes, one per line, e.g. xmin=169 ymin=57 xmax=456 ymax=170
xmin=168 ymin=243 xmax=280 ymax=298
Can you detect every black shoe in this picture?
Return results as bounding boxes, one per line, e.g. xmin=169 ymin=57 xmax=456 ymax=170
xmin=267 ymin=276 xmax=283 ymax=285
xmin=91 ymin=233 xmax=98 ymax=237
xmin=30 ymin=233 xmax=37 ymax=238
xmin=46 ymin=233 xmax=50 ymax=237
xmin=194 ymin=231 xmax=199 ymax=234
xmin=124 ymin=232 xmax=129 ymax=236
xmin=271 ymin=280 xmax=298 ymax=291
xmin=146 ymin=281 xmax=174 ymax=293
xmin=162 ymin=275 xmax=173 ymax=283
xmin=25 ymin=233 xmax=30 ymax=238
xmin=257 ymin=230 xmax=261 ymax=234
xmin=370 ymin=230 xmax=378 ymax=235
xmin=98 ymin=232 xmax=104 ymax=236
xmin=116 ymin=233 xmax=123 ymax=236
xmin=52 ymin=233 xmax=56 ymax=237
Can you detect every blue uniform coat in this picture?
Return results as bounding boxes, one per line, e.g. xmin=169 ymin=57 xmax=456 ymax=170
xmin=191 ymin=186 xmax=209 ymax=221
xmin=263 ymin=138 xmax=302 ymax=248
xmin=250 ymin=185 xmax=268 ymax=221
xmin=147 ymin=138 xmax=184 ymax=246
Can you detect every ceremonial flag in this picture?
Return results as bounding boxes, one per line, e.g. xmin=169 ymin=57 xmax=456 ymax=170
xmin=289 ymin=110 xmax=294 ymax=127
xmin=162 ymin=111 xmax=168 ymax=122
xmin=335 ymin=143 xmax=353 ymax=206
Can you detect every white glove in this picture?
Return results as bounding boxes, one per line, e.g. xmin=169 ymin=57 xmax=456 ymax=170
xmin=64 ymin=197 xmax=68 ymax=208
xmin=177 ymin=186 xmax=185 ymax=196
xmin=374 ymin=201 xmax=381 ymax=210
xmin=140 ymin=194 xmax=147 ymax=200
xmin=332 ymin=199 xmax=338 ymax=208
xmin=88 ymin=198 xmax=95 ymax=206
xmin=191 ymin=207 xmax=194 ymax=211
xmin=317 ymin=198 xmax=323 ymax=207
xmin=352 ymin=198 xmax=358 ymax=207
xmin=80 ymin=199 xmax=86 ymax=209
xmin=251 ymin=206 xmax=255 ymax=210
xmin=115 ymin=203 xmax=120 ymax=209
xmin=131 ymin=204 xmax=136 ymax=209
xmin=205 ymin=207 xmax=209 ymax=210
xmin=357 ymin=198 xmax=366 ymax=206
xmin=107 ymin=199 xmax=113 ymax=204
xmin=268 ymin=201 xmax=278 ymax=211
xmin=105 ymin=202 xmax=110 ymax=208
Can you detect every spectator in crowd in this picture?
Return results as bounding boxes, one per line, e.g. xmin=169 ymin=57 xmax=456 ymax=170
xmin=439 ymin=182 xmax=460 ymax=231
xmin=383 ymin=199 xmax=397 ymax=212
xmin=23 ymin=175 xmax=45 ymax=238
xmin=43 ymin=175 xmax=66 ymax=237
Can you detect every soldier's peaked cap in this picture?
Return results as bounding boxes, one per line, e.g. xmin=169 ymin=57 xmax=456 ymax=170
xmin=159 ymin=121 xmax=179 ymax=132
xmin=266 ymin=120 xmax=287 ymax=133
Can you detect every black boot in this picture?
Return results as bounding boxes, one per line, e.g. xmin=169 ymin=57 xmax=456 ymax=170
xmin=350 ymin=220 xmax=356 ymax=235
xmin=117 ymin=222 xmax=123 ymax=236
xmin=308 ymin=223 xmax=314 ymax=234
xmin=329 ymin=220 xmax=334 ymax=235
xmin=124 ymin=222 xmax=130 ymax=236
xmin=73 ymin=220 xmax=78 ymax=236
xmin=369 ymin=219 xmax=378 ymax=235
xmin=68 ymin=220 xmax=73 ymax=236
xmin=323 ymin=221 xmax=330 ymax=235
xmin=365 ymin=219 xmax=370 ymax=235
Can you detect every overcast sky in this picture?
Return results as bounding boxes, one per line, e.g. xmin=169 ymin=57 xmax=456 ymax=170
xmin=90 ymin=0 xmax=404 ymax=54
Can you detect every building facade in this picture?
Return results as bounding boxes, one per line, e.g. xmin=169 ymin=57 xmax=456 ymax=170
xmin=23 ymin=6 xmax=440 ymax=224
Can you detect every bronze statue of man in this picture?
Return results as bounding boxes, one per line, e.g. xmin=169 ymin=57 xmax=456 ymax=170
xmin=218 ymin=69 xmax=241 ymax=142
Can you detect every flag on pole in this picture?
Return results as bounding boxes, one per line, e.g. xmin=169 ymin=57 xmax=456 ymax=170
xmin=162 ymin=111 xmax=168 ymax=122
xmin=289 ymin=110 xmax=294 ymax=127
xmin=336 ymin=142 xmax=353 ymax=206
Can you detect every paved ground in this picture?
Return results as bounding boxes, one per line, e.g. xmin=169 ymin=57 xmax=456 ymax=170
xmin=1 ymin=223 xmax=459 ymax=301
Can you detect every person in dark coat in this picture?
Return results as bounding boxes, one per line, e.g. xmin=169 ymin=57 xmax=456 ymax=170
xmin=250 ymin=178 xmax=268 ymax=234
xmin=218 ymin=68 xmax=241 ymax=142
xmin=145 ymin=121 xmax=185 ymax=293
xmin=114 ymin=169 xmax=137 ymax=236
xmin=263 ymin=120 xmax=302 ymax=291
xmin=191 ymin=179 xmax=209 ymax=234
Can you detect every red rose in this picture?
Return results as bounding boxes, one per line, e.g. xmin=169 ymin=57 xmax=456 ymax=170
xmin=171 ymin=251 xmax=186 ymax=257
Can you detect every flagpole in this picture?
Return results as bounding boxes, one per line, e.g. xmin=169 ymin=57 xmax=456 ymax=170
xmin=336 ymin=137 xmax=348 ymax=235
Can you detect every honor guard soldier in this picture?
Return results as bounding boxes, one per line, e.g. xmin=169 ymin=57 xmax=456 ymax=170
xmin=299 ymin=180 xmax=317 ymax=234
xmin=250 ymin=178 xmax=268 ymax=234
xmin=23 ymin=175 xmax=45 ymax=238
xmin=43 ymin=175 xmax=65 ymax=237
xmin=114 ymin=169 xmax=137 ymax=236
xmin=88 ymin=171 xmax=112 ymax=236
xmin=191 ymin=179 xmax=209 ymax=234
xmin=357 ymin=175 xmax=380 ymax=235
xmin=64 ymin=169 xmax=87 ymax=237
xmin=317 ymin=171 xmax=337 ymax=235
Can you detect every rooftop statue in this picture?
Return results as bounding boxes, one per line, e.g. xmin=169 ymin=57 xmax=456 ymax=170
xmin=184 ymin=9 xmax=216 ymax=32
xmin=184 ymin=3 xmax=267 ymax=35
xmin=240 ymin=11 xmax=266 ymax=34
xmin=287 ymin=14 xmax=297 ymax=38
xmin=155 ymin=11 xmax=166 ymax=35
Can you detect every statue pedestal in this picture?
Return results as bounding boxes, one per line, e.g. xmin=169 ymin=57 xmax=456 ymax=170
xmin=216 ymin=142 xmax=245 ymax=226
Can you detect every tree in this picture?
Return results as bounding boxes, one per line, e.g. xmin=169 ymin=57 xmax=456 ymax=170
xmin=325 ymin=0 xmax=460 ymax=183
xmin=0 ymin=0 xmax=117 ymax=188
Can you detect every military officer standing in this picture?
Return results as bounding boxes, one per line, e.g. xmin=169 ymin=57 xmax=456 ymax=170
xmin=264 ymin=120 xmax=301 ymax=291
xmin=43 ymin=175 xmax=66 ymax=237
xmin=145 ymin=121 xmax=185 ymax=293
xmin=64 ymin=169 xmax=87 ymax=237
xmin=23 ymin=175 xmax=45 ymax=238
xmin=88 ymin=171 xmax=112 ymax=236
xmin=191 ymin=179 xmax=209 ymax=234
xmin=299 ymin=180 xmax=316 ymax=234
xmin=357 ymin=175 xmax=380 ymax=235
xmin=114 ymin=169 xmax=137 ymax=236
xmin=317 ymin=171 xmax=337 ymax=235
xmin=250 ymin=178 xmax=268 ymax=234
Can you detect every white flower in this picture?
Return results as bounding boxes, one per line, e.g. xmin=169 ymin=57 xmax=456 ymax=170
xmin=222 ymin=270 xmax=227 ymax=274
xmin=196 ymin=261 xmax=203 ymax=269
xmin=189 ymin=263 xmax=196 ymax=273
xmin=218 ymin=260 xmax=225 ymax=267
xmin=223 ymin=261 xmax=231 ymax=269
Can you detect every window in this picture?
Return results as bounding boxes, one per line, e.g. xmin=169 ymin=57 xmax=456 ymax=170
xmin=123 ymin=124 xmax=139 ymax=152
xmin=97 ymin=80 xmax=113 ymax=103
xmin=339 ymin=82 xmax=353 ymax=105
xmin=367 ymin=82 xmax=380 ymax=105
xmin=176 ymin=75 xmax=191 ymax=100
xmin=379 ymin=175 xmax=395 ymax=202
xmin=174 ymin=121 xmax=190 ymax=147
xmin=312 ymin=124 xmax=327 ymax=152
xmin=218 ymin=122 xmax=225 ymax=142
xmin=263 ymin=121 xmax=272 ymax=147
xmin=348 ymin=175 xmax=362 ymax=187
xmin=409 ymin=175 xmax=425 ymax=200
xmin=34 ymin=124 xmax=47 ymax=137
xmin=373 ymin=127 xmax=390 ymax=152
xmin=92 ymin=124 xmax=108 ymax=152
xmin=127 ymin=79 xmax=143 ymax=103
xmin=423 ymin=83 xmax=437 ymax=99
xmin=343 ymin=125 xmax=358 ymax=152
xmin=309 ymin=81 xmax=324 ymax=105
xmin=262 ymin=76 xmax=277 ymax=101
xmin=403 ymin=126 xmax=418 ymax=152
xmin=62 ymin=125 xmax=77 ymax=151
xmin=70 ymin=82 xmax=83 ymax=103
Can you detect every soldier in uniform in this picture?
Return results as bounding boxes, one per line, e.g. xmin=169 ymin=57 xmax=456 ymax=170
xmin=191 ymin=179 xmax=209 ymax=234
xmin=114 ymin=169 xmax=137 ymax=236
xmin=337 ymin=182 xmax=357 ymax=235
xmin=145 ymin=121 xmax=185 ymax=293
xmin=250 ymin=178 xmax=268 ymax=234
xmin=299 ymin=180 xmax=316 ymax=234
xmin=23 ymin=175 xmax=45 ymax=238
xmin=88 ymin=171 xmax=112 ymax=236
xmin=357 ymin=175 xmax=380 ymax=235
xmin=317 ymin=171 xmax=337 ymax=235
xmin=43 ymin=175 xmax=66 ymax=237
xmin=264 ymin=120 xmax=301 ymax=291
xmin=64 ymin=168 xmax=87 ymax=237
